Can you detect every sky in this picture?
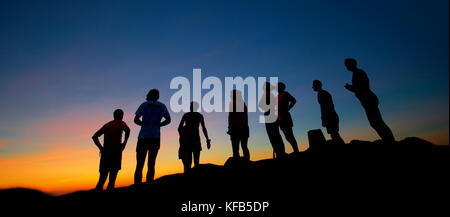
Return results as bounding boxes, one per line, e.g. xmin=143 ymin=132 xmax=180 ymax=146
xmin=0 ymin=0 xmax=448 ymax=195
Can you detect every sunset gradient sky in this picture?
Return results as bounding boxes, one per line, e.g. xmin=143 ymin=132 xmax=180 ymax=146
xmin=0 ymin=0 xmax=448 ymax=195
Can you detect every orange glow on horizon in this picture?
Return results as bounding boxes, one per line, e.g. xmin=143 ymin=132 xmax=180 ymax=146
xmin=0 ymin=137 xmax=277 ymax=196
xmin=0 ymin=106 xmax=448 ymax=196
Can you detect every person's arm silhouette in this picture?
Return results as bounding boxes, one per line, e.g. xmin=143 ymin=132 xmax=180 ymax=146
xmin=160 ymin=117 xmax=171 ymax=127
xmin=259 ymin=94 xmax=268 ymax=114
xmin=287 ymin=93 xmax=296 ymax=111
xmin=177 ymin=115 xmax=185 ymax=133
xmin=200 ymin=115 xmax=211 ymax=149
xmin=160 ymin=105 xmax=171 ymax=127
xmin=92 ymin=127 xmax=105 ymax=154
xmin=122 ymin=125 xmax=130 ymax=151
xmin=345 ymin=83 xmax=355 ymax=92
xmin=134 ymin=115 xmax=143 ymax=126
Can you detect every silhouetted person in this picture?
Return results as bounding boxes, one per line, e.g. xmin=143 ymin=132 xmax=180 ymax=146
xmin=259 ymin=82 xmax=286 ymax=158
xmin=277 ymin=82 xmax=300 ymax=153
xmin=134 ymin=89 xmax=171 ymax=184
xmin=227 ymin=90 xmax=250 ymax=160
xmin=344 ymin=58 xmax=395 ymax=143
xmin=178 ymin=101 xmax=211 ymax=174
xmin=92 ymin=109 xmax=130 ymax=190
xmin=312 ymin=80 xmax=345 ymax=145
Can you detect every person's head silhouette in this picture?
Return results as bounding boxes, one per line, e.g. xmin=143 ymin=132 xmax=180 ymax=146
xmin=230 ymin=89 xmax=245 ymax=112
xmin=231 ymin=89 xmax=243 ymax=101
xmin=190 ymin=101 xmax=199 ymax=112
xmin=277 ymin=82 xmax=286 ymax=93
xmin=113 ymin=109 xmax=124 ymax=120
xmin=146 ymin=89 xmax=159 ymax=101
xmin=312 ymin=80 xmax=322 ymax=92
xmin=344 ymin=58 xmax=357 ymax=71
xmin=263 ymin=82 xmax=274 ymax=93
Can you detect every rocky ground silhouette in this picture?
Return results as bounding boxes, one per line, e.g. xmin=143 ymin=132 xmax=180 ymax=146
xmin=1 ymin=137 xmax=448 ymax=216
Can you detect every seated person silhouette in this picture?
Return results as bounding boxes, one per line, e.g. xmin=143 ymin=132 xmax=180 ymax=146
xmin=277 ymin=82 xmax=300 ymax=153
xmin=92 ymin=109 xmax=130 ymax=190
xmin=344 ymin=58 xmax=395 ymax=143
xmin=178 ymin=101 xmax=211 ymax=174
xmin=258 ymin=82 xmax=286 ymax=158
xmin=227 ymin=89 xmax=250 ymax=161
xmin=134 ymin=89 xmax=171 ymax=184
xmin=312 ymin=80 xmax=345 ymax=145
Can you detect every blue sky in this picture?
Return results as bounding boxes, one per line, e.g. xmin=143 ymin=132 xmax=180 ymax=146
xmin=0 ymin=0 xmax=448 ymax=191
xmin=1 ymin=0 xmax=448 ymax=144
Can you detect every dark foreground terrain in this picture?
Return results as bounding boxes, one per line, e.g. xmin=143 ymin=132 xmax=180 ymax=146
xmin=1 ymin=137 xmax=449 ymax=216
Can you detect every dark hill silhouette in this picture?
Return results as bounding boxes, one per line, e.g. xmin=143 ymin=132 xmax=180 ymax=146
xmin=1 ymin=137 xmax=449 ymax=216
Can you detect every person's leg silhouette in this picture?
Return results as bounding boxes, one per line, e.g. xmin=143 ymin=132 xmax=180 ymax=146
xmin=146 ymin=146 xmax=159 ymax=183
xmin=330 ymin=133 xmax=345 ymax=145
xmin=96 ymin=170 xmax=108 ymax=190
xmin=265 ymin=122 xmax=286 ymax=158
xmin=231 ymin=138 xmax=240 ymax=158
xmin=275 ymin=141 xmax=286 ymax=158
xmin=281 ymin=127 xmax=299 ymax=153
xmin=106 ymin=170 xmax=118 ymax=190
xmin=241 ymin=137 xmax=250 ymax=161
xmin=134 ymin=143 xmax=148 ymax=184
xmin=183 ymin=151 xmax=192 ymax=173
xmin=193 ymin=151 xmax=200 ymax=167
xmin=364 ymin=105 xmax=395 ymax=143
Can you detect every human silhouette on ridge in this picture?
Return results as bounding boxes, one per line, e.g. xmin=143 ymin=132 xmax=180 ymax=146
xmin=344 ymin=58 xmax=395 ymax=143
xmin=134 ymin=89 xmax=171 ymax=184
xmin=312 ymin=80 xmax=345 ymax=144
xmin=178 ymin=101 xmax=211 ymax=174
xmin=259 ymin=82 xmax=286 ymax=158
xmin=277 ymin=82 xmax=300 ymax=153
xmin=92 ymin=109 xmax=130 ymax=190
xmin=227 ymin=89 xmax=250 ymax=161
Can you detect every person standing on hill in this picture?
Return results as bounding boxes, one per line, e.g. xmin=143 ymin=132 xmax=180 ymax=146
xmin=312 ymin=80 xmax=345 ymax=144
xmin=178 ymin=101 xmax=211 ymax=174
xmin=277 ymin=82 xmax=300 ymax=153
xmin=227 ymin=89 xmax=250 ymax=161
xmin=92 ymin=109 xmax=130 ymax=190
xmin=259 ymin=82 xmax=286 ymax=158
xmin=134 ymin=89 xmax=171 ymax=184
